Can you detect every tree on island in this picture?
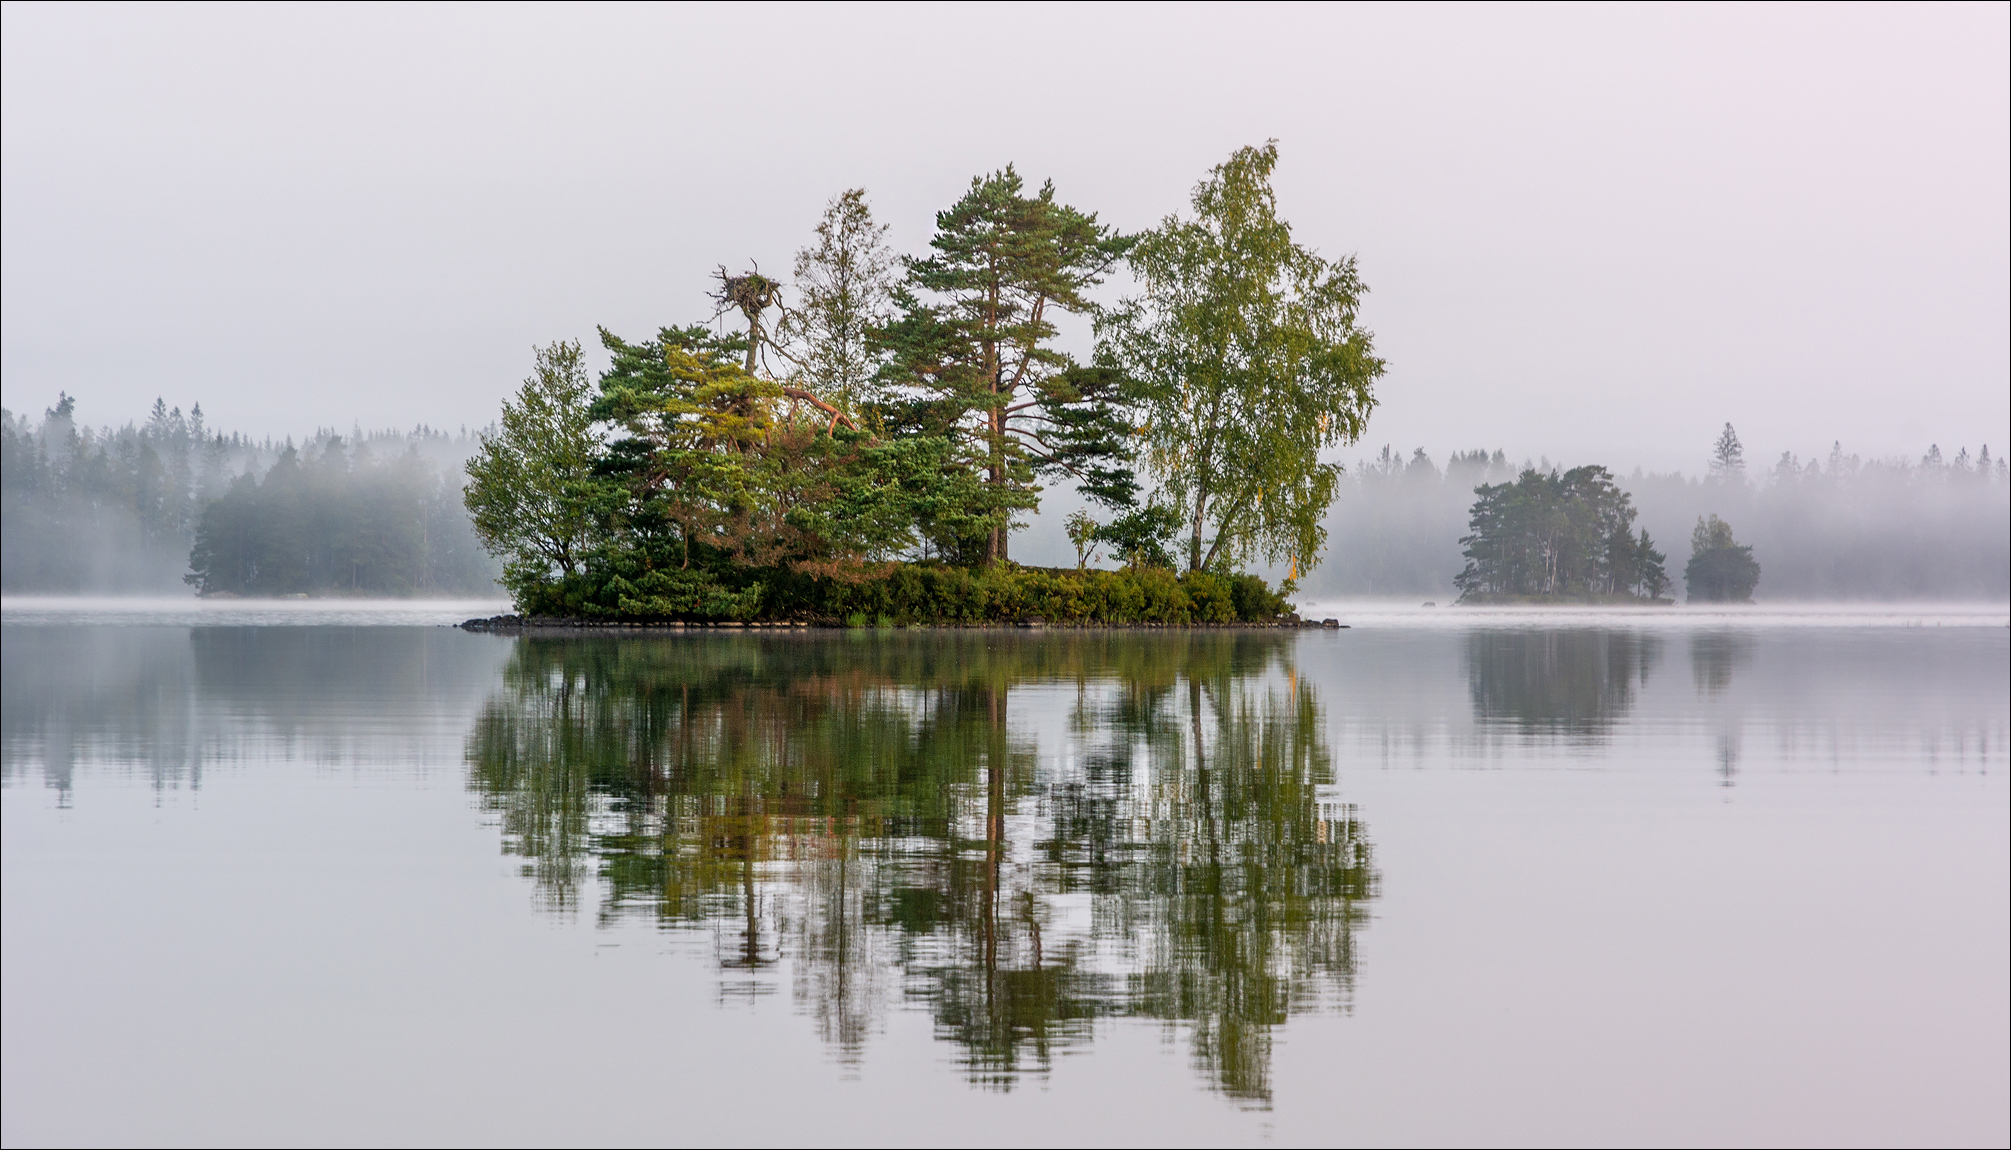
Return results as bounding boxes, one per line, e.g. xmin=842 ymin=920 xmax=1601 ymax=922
xmin=1099 ymin=142 xmax=1383 ymax=579
xmin=460 ymin=145 xmax=1360 ymax=624
xmin=463 ymin=340 xmax=603 ymax=599
xmin=873 ymin=168 xmax=1137 ymax=564
xmin=1452 ymin=465 xmax=1669 ymax=602
xmin=777 ymin=189 xmax=898 ymax=412
xmin=1683 ymin=514 xmax=1760 ymax=602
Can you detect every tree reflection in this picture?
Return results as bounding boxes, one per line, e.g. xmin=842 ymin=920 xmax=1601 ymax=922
xmin=1689 ymin=631 xmax=1754 ymax=696
xmin=463 ymin=632 xmax=1375 ymax=1104
xmin=1464 ymin=629 xmax=1662 ymax=735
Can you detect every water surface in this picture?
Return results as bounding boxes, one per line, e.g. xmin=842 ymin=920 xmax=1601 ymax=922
xmin=4 ymin=602 xmax=2005 ymax=1146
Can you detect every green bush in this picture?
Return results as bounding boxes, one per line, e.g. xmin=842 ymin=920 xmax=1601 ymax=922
xmin=1229 ymin=572 xmax=1289 ymax=620
xmin=520 ymin=558 xmax=1290 ymax=626
xmin=749 ymin=562 xmax=1286 ymax=626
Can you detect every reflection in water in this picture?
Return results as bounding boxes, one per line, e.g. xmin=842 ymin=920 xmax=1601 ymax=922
xmin=1464 ymin=630 xmax=1663 ymax=735
xmin=464 ymin=633 xmax=1376 ymax=1104
xmin=0 ymin=626 xmax=508 ymax=797
xmin=1689 ymin=632 xmax=1756 ymax=783
xmin=1690 ymin=632 xmax=1755 ymax=696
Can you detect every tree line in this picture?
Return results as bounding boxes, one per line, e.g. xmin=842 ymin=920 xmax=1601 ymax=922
xmin=1300 ymin=423 xmax=2007 ymax=602
xmin=466 ymin=143 xmax=1382 ymax=623
xmin=1 ymin=394 xmax=498 ymax=595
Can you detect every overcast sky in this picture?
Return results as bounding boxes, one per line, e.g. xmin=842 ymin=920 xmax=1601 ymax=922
xmin=3 ymin=3 xmax=2005 ymax=474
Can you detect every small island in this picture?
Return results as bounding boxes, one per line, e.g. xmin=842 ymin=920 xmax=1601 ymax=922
xmin=1450 ymin=428 xmax=1763 ymax=606
xmin=1452 ymin=464 xmax=1674 ymax=604
xmin=463 ymin=145 xmax=1379 ymax=628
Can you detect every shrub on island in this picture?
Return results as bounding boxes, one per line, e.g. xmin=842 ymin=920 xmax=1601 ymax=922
xmin=510 ymin=562 xmax=1290 ymax=627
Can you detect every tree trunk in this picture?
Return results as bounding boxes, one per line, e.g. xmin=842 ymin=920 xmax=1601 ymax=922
xmin=991 ymin=399 xmax=1009 ymax=563
xmin=1189 ymin=497 xmax=1206 ymax=572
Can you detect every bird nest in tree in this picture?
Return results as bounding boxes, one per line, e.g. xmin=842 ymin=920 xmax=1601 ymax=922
xmin=714 ymin=267 xmax=781 ymax=318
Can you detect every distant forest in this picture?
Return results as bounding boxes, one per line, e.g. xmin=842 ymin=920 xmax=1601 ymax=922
xmin=1 ymin=396 xmax=2003 ymax=602
xmin=1 ymin=395 xmax=498 ymax=595
xmin=1305 ymin=431 xmax=2009 ymax=601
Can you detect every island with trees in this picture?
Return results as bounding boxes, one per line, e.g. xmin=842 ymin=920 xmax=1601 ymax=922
xmin=1452 ymin=464 xmax=1673 ymax=604
xmin=1684 ymin=513 xmax=1762 ymax=602
xmin=13 ymin=166 xmax=1992 ymax=606
xmin=463 ymin=143 xmax=1382 ymax=627
xmin=1448 ymin=422 xmax=1767 ymax=606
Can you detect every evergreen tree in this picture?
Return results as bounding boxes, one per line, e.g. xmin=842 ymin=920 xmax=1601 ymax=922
xmin=1683 ymin=514 xmax=1761 ymax=602
xmin=1709 ymin=422 xmax=1745 ymax=482
xmin=874 ymin=167 xmax=1134 ymax=563
xmin=1454 ymin=465 xmax=1657 ymax=600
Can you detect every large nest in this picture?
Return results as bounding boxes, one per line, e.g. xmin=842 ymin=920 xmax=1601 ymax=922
xmin=714 ymin=266 xmax=781 ymax=320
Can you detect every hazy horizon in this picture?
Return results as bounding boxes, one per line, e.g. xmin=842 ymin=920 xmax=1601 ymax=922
xmin=3 ymin=5 xmax=2006 ymax=473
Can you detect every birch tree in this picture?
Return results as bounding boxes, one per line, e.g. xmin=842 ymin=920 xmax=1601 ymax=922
xmin=463 ymin=341 xmax=604 ymax=599
xmin=1099 ymin=142 xmax=1382 ymax=575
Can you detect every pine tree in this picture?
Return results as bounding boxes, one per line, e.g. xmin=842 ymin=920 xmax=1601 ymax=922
xmin=1709 ymin=423 xmax=1745 ymax=482
xmin=874 ymin=167 xmax=1133 ymax=563
xmin=1683 ymin=514 xmax=1761 ymax=602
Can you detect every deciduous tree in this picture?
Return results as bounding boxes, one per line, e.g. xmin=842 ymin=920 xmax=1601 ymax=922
xmin=463 ymin=341 xmax=604 ymax=601
xmin=1099 ymin=142 xmax=1383 ymax=575
xmin=779 ymin=189 xmax=898 ymax=412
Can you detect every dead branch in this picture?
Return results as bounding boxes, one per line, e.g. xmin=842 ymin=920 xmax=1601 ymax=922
xmin=780 ymin=387 xmax=858 ymax=433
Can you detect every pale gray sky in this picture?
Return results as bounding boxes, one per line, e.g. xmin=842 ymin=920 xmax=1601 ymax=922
xmin=3 ymin=2 xmax=2005 ymax=473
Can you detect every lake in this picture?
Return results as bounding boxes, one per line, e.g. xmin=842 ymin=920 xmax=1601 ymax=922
xmin=3 ymin=600 xmax=2006 ymax=1147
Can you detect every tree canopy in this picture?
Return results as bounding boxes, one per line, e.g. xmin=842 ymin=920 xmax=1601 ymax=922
xmin=463 ymin=341 xmax=603 ymax=601
xmin=459 ymin=146 xmax=1373 ymax=623
xmin=1098 ymin=141 xmax=1383 ymax=578
xmin=873 ymin=167 xmax=1137 ymax=563
xmin=1453 ymin=465 xmax=1669 ymax=602
xmin=1684 ymin=514 xmax=1761 ymax=602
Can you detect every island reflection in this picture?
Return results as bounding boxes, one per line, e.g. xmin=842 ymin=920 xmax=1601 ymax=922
xmin=1464 ymin=629 xmax=1663 ymax=736
xmin=464 ymin=631 xmax=1376 ymax=1104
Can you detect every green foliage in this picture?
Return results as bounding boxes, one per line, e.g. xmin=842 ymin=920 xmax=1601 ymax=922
xmin=1229 ymin=570 xmax=1291 ymax=620
xmin=1454 ymin=465 xmax=1669 ymax=601
xmin=778 ymin=189 xmax=898 ymax=410
xmin=1099 ymin=141 xmax=1384 ymax=574
xmin=586 ymin=323 xmax=1007 ymax=575
xmin=462 ymin=630 xmax=1373 ymax=1099
xmin=1064 ymin=509 xmax=1101 ymax=568
xmin=463 ymin=340 xmax=604 ymax=604
xmin=873 ymin=167 xmax=1137 ymax=563
xmin=1066 ymin=502 xmax=1184 ymax=572
xmin=1684 ymin=514 xmax=1761 ymax=602
xmin=466 ymin=165 xmax=1335 ymax=622
xmin=1095 ymin=503 xmax=1182 ymax=571
xmin=745 ymin=563 xmax=1289 ymax=626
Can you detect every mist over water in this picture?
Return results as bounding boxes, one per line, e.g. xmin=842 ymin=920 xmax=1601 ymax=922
xmin=7 ymin=395 xmax=2004 ymax=604
xmin=1 ymin=398 xmax=499 ymax=594
xmin=4 ymin=8 xmax=2004 ymax=1146
xmin=1298 ymin=443 xmax=2010 ymax=601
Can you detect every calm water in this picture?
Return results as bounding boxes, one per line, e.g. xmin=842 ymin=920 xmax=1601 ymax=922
xmin=3 ymin=601 xmax=2006 ymax=1147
